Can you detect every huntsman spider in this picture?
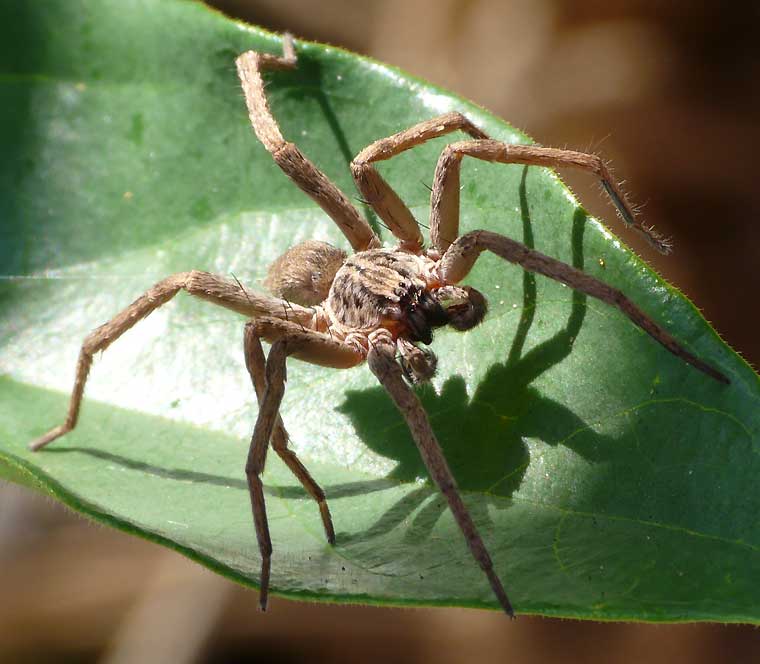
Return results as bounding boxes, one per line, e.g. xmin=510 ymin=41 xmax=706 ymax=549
xmin=30 ymin=35 xmax=729 ymax=617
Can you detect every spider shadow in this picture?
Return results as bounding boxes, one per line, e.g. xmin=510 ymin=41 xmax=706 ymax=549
xmin=328 ymin=168 xmax=620 ymax=546
xmin=43 ymin=444 xmax=402 ymax=505
xmin=40 ymin=446 xmax=249 ymax=489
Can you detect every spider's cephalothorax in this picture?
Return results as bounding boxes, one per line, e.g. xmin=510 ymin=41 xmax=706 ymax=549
xmin=31 ymin=35 xmax=729 ymax=619
xmin=326 ymin=248 xmax=440 ymax=337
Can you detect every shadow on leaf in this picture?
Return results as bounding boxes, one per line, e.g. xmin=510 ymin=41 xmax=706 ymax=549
xmin=335 ymin=169 xmax=618 ymax=545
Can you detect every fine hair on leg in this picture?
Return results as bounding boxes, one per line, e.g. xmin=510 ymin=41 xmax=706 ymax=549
xmin=439 ymin=230 xmax=729 ymax=384
xmin=367 ymin=337 xmax=514 ymax=617
xmin=29 ymin=271 xmax=311 ymax=452
xmin=243 ymin=318 xmax=363 ymax=609
xmin=429 ymin=139 xmax=669 ymax=254
xmin=236 ymin=36 xmax=379 ymax=252
xmin=350 ymin=112 xmax=489 ymax=251
xmin=243 ymin=324 xmax=336 ymax=546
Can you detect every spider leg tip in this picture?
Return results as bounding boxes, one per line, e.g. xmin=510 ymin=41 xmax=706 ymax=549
xmin=28 ymin=428 xmax=62 ymax=451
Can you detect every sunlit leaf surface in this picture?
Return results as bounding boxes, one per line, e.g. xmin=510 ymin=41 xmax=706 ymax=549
xmin=1 ymin=0 xmax=758 ymax=621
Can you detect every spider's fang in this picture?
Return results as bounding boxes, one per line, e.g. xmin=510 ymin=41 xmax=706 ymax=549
xmin=400 ymin=287 xmax=448 ymax=345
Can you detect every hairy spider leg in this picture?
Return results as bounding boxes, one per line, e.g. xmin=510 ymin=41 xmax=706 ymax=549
xmin=351 ymin=111 xmax=489 ymax=252
xmin=236 ymin=37 xmax=380 ymax=252
xmin=28 ymin=271 xmax=313 ymax=451
xmin=439 ymin=230 xmax=729 ymax=384
xmin=367 ymin=337 xmax=514 ymax=617
xmin=244 ymin=323 xmax=344 ymax=548
xmin=429 ymin=139 xmax=668 ymax=254
xmin=244 ymin=317 xmax=363 ymax=610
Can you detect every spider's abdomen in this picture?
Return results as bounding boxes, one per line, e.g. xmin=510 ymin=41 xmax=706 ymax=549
xmin=327 ymin=249 xmax=443 ymax=341
xmin=265 ymin=240 xmax=347 ymax=307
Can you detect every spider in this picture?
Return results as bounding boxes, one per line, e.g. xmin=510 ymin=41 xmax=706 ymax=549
xmin=29 ymin=35 xmax=729 ymax=618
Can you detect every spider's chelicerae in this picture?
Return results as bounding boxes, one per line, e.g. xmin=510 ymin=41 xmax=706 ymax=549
xmin=30 ymin=35 xmax=729 ymax=617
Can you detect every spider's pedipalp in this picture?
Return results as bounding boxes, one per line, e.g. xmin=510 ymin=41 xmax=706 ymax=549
xmin=397 ymin=337 xmax=438 ymax=384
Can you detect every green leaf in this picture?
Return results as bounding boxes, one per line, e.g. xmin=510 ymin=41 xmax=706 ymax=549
xmin=1 ymin=0 xmax=758 ymax=622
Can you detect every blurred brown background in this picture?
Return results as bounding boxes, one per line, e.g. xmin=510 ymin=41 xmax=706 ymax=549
xmin=2 ymin=1 xmax=758 ymax=662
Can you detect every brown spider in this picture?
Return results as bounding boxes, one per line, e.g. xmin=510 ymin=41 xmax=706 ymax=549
xmin=29 ymin=35 xmax=729 ymax=617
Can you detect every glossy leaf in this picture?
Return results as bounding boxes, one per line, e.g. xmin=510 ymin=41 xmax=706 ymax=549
xmin=1 ymin=0 xmax=758 ymax=621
